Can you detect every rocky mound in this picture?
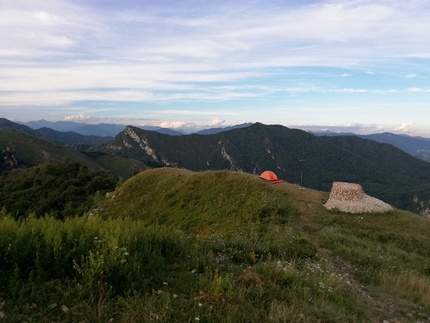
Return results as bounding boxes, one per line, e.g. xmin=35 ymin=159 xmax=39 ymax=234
xmin=324 ymin=182 xmax=393 ymax=214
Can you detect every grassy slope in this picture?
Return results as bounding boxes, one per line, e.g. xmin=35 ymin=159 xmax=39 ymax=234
xmin=95 ymin=168 xmax=430 ymax=322
xmin=1 ymin=168 xmax=429 ymax=322
xmin=99 ymin=168 xmax=297 ymax=235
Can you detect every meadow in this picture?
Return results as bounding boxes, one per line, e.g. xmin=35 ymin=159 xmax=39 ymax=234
xmin=1 ymin=169 xmax=430 ymax=322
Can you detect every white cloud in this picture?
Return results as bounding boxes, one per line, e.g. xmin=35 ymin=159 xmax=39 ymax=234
xmin=393 ymin=122 xmax=414 ymax=133
xmin=210 ymin=117 xmax=225 ymax=127
xmin=3 ymin=1 xmax=430 ymax=68
xmin=63 ymin=114 xmax=91 ymax=121
xmin=0 ymin=0 xmax=105 ymax=57
xmin=159 ymin=121 xmax=188 ymax=129
xmin=408 ymin=87 xmax=430 ymax=92
xmin=292 ymin=123 xmax=388 ymax=135
xmin=328 ymin=88 xmax=367 ymax=93
xmin=2 ymin=0 xmax=430 ymax=136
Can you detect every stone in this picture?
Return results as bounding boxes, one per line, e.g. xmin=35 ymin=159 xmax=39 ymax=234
xmin=324 ymin=182 xmax=393 ymax=214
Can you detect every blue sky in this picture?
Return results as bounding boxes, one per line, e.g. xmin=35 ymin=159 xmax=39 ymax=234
xmin=1 ymin=0 xmax=430 ymax=135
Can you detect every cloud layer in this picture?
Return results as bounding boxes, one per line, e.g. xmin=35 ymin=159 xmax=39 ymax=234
xmin=1 ymin=0 xmax=430 ymax=135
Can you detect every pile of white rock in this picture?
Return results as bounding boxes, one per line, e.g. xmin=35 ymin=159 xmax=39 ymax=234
xmin=324 ymin=182 xmax=393 ymax=214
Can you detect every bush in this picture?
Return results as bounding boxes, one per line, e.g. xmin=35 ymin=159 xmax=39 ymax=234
xmin=0 ymin=160 xmax=118 ymax=219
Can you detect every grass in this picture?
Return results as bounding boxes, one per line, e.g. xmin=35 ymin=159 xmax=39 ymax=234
xmin=1 ymin=168 xmax=430 ymax=322
xmin=97 ymin=168 xmax=298 ymax=235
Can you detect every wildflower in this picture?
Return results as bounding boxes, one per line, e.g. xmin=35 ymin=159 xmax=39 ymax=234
xmin=195 ymin=317 xmax=200 ymax=321
xmin=198 ymin=302 xmax=202 ymax=307
xmin=173 ymin=294 xmax=178 ymax=298
xmin=163 ymin=282 xmax=168 ymax=286
xmin=60 ymin=305 xmax=69 ymax=313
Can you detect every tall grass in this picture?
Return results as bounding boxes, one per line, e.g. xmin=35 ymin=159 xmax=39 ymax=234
xmin=316 ymin=211 xmax=430 ymax=311
xmin=379 ymin=270 xmax=430 ymax=305
xmin=1 ymin=169 xmax=430 ymax=322
xmin=0 ymin=208 xmax=365 ymax=322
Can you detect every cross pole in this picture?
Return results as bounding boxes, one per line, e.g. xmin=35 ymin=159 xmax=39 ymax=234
xmin=299 ymin=151 xmax=306 ymax=188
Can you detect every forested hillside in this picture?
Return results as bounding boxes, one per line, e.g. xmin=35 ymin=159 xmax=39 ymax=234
xmin=96 ymin=123 xmax=430 ymax=215
xmin=0 ymin=160 xmax=118 ymax=219
xmin=0 ymin=130 xmax=149 ymax=179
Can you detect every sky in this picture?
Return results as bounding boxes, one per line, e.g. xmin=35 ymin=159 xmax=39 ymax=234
xmin=1 ymin=0 xmax=430 ymax=136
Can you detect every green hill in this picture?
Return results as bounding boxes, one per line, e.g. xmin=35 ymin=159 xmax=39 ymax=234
xmin=96 ymin=168 xmax=301 ymax=235
xmin=0 ymin=130 xmax=101 ymax=169
xmin=94 ymin=169 xmax=430 ymax=322
xmin=1 ymin=168 xmax=429 ymax=322
xmin=0 ymin=131 xmax=149 ymax=178
xmin=96 ymin=123 xmax=430 ymax=215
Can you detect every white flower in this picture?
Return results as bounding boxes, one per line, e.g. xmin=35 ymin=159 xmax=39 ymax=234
xmin=198 ymin=302 xmax=202 ymax=307
xmin=195 ymin=317 xmax=200 ymax=321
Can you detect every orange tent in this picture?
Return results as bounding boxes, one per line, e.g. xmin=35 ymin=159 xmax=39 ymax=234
xmin=259 ymin=170 xmax=279 ymax=181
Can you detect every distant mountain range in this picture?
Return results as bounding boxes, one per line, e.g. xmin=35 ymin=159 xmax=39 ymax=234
xmin=2 ymin=117 xmax=430 ymax=215
xmin=18 ymin=119 xmax=430 ymax=162
xmin=20 ymin=119 xmax=184 ymax=137
xmin=312 ymin=131 xmax=430 ymax=162
xmin=195 ymin=123 xmax=254 ymax=135
xmin=0 ymin=118 xmax=149 ymax=178
xmin=0 ymin=118 xmax=112 ymax=145
xmin=20 ymin=120 xmax=260 ymax=137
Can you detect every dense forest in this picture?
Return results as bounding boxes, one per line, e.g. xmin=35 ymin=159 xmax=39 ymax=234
xmin=0 ymin=160 xmax=118 ymax=219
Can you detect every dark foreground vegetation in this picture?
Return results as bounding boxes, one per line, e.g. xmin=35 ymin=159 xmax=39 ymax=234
xmin=0 ymin=169 xmax=430 ymax=322
xmin=0 ymin=161 xmax=118 ymax=220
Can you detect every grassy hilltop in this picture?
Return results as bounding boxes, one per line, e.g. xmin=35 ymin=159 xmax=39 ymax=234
xmin=1 ymin=168 xmax=430 ymax=322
